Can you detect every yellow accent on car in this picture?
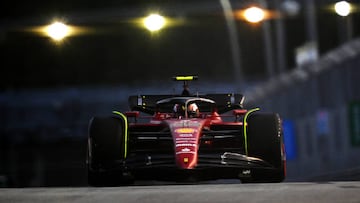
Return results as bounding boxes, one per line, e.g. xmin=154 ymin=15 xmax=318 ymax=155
xmin=112 ymin=111 xmax=129 ymax=159
xmin=175 ymin=76 xmax=199 ymax=81
xmin=175 ymin=128 xmax=195 ymax=134
xmin=176 ymin=76 xmax=194 ymax=81
xmin=243 ymin=108 xmax=260 ymax=156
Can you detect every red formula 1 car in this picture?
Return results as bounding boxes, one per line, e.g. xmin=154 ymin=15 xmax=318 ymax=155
xmin=87 ymin=76 xmax=286 ymax=186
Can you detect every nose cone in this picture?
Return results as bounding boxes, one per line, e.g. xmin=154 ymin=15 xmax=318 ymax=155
xmin=166 ymin=119 xmax=206 ymax=169
xmin=177 ymin=152 xmax=197 ymax=169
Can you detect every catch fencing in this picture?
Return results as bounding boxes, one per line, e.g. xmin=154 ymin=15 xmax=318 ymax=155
xmin=245 ymin=38 xmax=360 ymax=179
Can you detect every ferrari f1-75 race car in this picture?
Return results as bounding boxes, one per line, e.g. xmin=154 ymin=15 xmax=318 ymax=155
xmin=87 ymin=76 xmax=286 ymax=186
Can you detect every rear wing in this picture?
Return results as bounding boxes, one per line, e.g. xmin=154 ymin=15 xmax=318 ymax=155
xmin=205 ymin=94 xmax=244 ymax=114
xmin=128 ymin=95 xmax=176 ymax=114
xmin=128 ymin=93 xmax=244 ymax=115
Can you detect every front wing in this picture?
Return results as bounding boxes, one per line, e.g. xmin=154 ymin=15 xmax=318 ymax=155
xmin=97 ymin=150 xmax=280 ymax=181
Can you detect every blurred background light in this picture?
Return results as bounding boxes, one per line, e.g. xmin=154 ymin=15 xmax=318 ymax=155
xmin=334 ymin=1 xmax=351 ymax=17
xmin=143 ymin=14 xmax=166 ymax=31
xmin=46 ymin=22 xmax=71 ymax=41
xmin=281 ymin=0 xmax=301 ymax=17
xmin=243 ymin=6 xmax=265 ymax=23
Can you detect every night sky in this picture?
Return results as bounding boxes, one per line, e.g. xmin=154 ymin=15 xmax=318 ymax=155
xmin=1 ymin=0 xmax=359 ymax=89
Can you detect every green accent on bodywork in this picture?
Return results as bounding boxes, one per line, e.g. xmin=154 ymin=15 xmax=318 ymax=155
xmin=112 ymin=111 xmax=128 ymax=159
xmin=243 ymin=108 xmax=260 ymax=156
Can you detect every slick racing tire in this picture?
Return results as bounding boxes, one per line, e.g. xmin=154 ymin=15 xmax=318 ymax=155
xmin=87 ymin=115 xmax=132 ymax=186
xmin=245 ymin=113 xmax=285 ymax=183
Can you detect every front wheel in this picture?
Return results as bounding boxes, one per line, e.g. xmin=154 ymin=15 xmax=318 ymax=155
xmin=87 ymin=115 xmax=133 ymax=186
xmin=244 ymin=113 xmax=285 ymax=183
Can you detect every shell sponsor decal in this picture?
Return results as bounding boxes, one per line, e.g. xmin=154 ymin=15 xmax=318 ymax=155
xmin=175 ymin=128 xmax=196 ymax=134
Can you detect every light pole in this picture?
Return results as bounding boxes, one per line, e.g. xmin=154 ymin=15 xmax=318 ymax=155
xmin=304 ymin=0 xmax=318 ymax=48
xmin=260 ymin=5 xmax=276 ymax=79
xmin=274 ymin=0 xmax=286 ymax=74
xmin=334 ymin=1 xmax=353 ymax=43
xmin=220 ymin=0 xmax=244 ymax=91
xmin=243 ymin=4 xmax=275 ymax=79
xmin=277 ymin=0 xmax=301 ymax=73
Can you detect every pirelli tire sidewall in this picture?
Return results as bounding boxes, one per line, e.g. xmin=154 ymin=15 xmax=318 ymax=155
xmin=246 ymin=112 xmax=285 ymax=182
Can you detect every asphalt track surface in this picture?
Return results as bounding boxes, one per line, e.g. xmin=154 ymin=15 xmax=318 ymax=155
xmin=1 ymin=181 xmax=360 ymax=203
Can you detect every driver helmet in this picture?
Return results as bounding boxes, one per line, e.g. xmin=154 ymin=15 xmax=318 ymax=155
xmin=188 ymin=103 xmax=199 ymax=117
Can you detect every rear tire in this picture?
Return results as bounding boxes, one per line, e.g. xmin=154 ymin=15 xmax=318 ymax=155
xmin=244 ymin=113 xmax=285 ymax=183
xmin=87 ymin=115 xmax=132 ymax=186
